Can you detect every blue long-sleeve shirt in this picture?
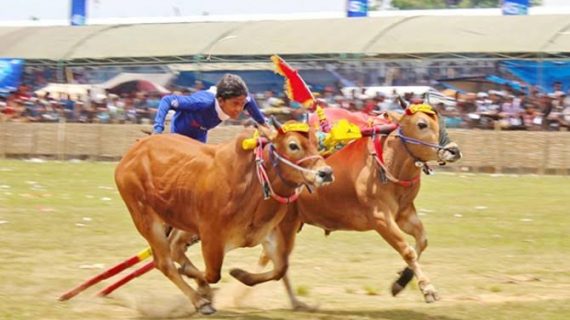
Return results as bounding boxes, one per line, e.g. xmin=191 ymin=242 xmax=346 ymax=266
xmin=153 ymin=89 xmax=265 ymax=143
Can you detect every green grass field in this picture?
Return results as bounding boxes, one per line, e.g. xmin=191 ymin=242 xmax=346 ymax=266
xmin=1 ymin=159 xmax=569 ymax=320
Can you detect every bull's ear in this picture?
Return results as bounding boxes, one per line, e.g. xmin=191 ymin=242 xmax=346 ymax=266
xmin=385 ymin=111 xmax=403 ymax=124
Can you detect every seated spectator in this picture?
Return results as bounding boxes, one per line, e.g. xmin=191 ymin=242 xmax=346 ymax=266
xmin=261 ymin=96 xmax=292 ymax=123
xmin=522 ymin=104 xmax=542 ymax=131
xmin=361 ymin=97 xmax=377 ymax=115
xmin=538 ymin=94 xmax=558 ymax=131
xmin=374 ymin=92 xmax=391 ymax=112
xmin=561 ymin=102 xmax=570 ymax=129
xmin=22 ymin=98 xmax=43 ymax=122
xmin=0 ymin=94 xmax=16 ymax=121
xmin=95 ymin=100 xmax=111 ymax=123
xmin=146 ymin=92 xmax=161 ymax=122
xmin=41 ymin=101 xmax=60 ymax=122
xmin=435 ymin=102 xmax=463 ymax=128
xmin=498 ymin=95 xmax=524 ymax=130
xmin=134 ymin=92 xmax=151 ymax=124
xmin=105 ymin=94 xmax=121 ymax=123
xmin=60 ymin=94 xmax=76 ymax=122
xmin=124 ymin=100 xmax=137 ymax=124
xmin=287 ymin=99 xmax=306 ymax=122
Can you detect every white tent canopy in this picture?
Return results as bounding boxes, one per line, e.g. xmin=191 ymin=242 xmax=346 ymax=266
xmin=3 ymin=15 xmax=570 ymax=65
xmin=34 ymin=83 xmax=101 ymax=99
xmin=98 ymin=72 xmax=173 ymax=93
xmin=35 ymin=73 xmax=173 ymax=99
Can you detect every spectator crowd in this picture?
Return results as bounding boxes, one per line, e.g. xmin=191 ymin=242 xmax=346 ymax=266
xmin=1 ymin=62 xmax=570 ymax=132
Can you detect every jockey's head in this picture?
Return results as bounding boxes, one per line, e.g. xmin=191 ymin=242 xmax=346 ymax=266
xmin=216 ymin=74 xmax=249 ymax=119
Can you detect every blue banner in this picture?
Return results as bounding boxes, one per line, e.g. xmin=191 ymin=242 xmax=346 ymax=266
xmin=347 ymin=0 xmax=368 ymax=18
xmin=502 ymin=0 xmax=529 ymax=16
xmin=0 ymin=59 xmax=24 ymax=91
xmin=71 ymin=0 xmax=87 ymax=26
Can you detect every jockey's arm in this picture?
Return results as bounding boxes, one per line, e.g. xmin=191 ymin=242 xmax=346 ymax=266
xmin=153 ymin=94 xmax=208 ymax=134
xmin=244 ymin=94 xmax=267 ymax=125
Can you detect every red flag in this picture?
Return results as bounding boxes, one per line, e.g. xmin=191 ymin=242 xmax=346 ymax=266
xmin=271 ymin=55 xmax=315 ymax=110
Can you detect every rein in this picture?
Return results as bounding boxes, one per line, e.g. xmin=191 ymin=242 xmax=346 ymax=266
xmin=370 ymin=123 xmax=445 ymax=187
xmin=395 ymin=127 xmax=446 ymax=151
xmin=371 ymin=134 xmax=421 ymax=188
xmin=255 ymin=139 xmax=323 ymax=204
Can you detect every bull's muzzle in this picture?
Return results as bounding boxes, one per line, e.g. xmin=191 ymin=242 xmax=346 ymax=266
xmin=315 ymin=166 xmax=334 ymax=185
xmin=438 ymin=142 xmax=462 ymax=163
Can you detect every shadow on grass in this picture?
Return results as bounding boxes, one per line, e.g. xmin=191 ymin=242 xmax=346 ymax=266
xmin=135 ymin=308 xmax=462 ymax=320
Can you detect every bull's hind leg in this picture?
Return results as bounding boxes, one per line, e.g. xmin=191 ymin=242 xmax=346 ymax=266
xmin=230 ymin=209 xmax=302 ymax=287
xmin=126 ymin=204 xmax=215 ymax=315
xmin=168 ymin=229 xmax=212 ymax=300
xmin=248 ymin=215 xmax=314 ymax=310
xmin=392 ymin=205 xmax=432 ymax=298
xmin=254 ymin=249 xmax=315 ymax=311
xmin=375 ymin=211 xmax=439 ymax=303
xmin=229 ymin=229 xmax=289 ymax=286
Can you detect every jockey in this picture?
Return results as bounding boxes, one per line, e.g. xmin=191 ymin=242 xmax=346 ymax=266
xmin=153 ymin=74 xmax=266 ymax=142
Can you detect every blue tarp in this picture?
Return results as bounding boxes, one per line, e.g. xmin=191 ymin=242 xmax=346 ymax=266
xmin=0 ymin=59 xmax=24 ymax=91
xmin=501 ymin=60 xmax=570 ymax=92
xmin=485 ymin=75 xmax=524 ymax=92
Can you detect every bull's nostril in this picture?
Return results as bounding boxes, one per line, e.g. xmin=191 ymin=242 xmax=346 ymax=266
xmin=317 ymin=168 xmax=333 ymax=181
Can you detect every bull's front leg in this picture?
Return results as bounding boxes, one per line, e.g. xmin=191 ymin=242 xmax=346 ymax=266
xmin=168 ymin=229 xmax=212 ymax=300
xmin=375 ymin=208 xmax=439 ymax=303
xmin=200 ymin=235 xmax=226 ymax=284
xmin=392 ymin=203 xmax=429 ymax=297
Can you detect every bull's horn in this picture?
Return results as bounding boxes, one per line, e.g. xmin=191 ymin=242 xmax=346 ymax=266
xmin=271 ymin=116 xmax=283 ymax=132
xmin=397 ymin=95 xmax=409 ymax=110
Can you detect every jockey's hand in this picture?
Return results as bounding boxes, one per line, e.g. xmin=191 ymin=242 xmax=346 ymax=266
xmin=438 ymin=142 xmax=462 ymax=163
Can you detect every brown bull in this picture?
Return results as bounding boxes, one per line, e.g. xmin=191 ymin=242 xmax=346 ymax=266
xmin=264 ymin=106 xmax=462 ymax=309
xmin=114 ymin=121 xmax=333 ymax=315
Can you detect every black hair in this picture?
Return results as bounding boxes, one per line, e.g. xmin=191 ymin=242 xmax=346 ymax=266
xmin=215 ymin=74 xmax=248 ymax=100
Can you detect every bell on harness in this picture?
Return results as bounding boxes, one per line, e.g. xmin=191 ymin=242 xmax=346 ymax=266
xmin=379 ymin=167 xmax=388 ymax=184
xmin=262 ymin=182 xmax=271 ymax=200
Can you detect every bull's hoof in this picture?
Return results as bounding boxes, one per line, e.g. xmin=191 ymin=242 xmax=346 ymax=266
xmin=197 ymin=285 xmax=213 ymax=300
xmin=292 ymin=300 xmax=318 ymax=312
xmin=391 ymin=282 xmax=405 ymax=297
xmin=424 ymin=294 xmax=436 ymax=303
xmin=420 ymin=283 xmax=440 ymax=303
xmin=229 ymin=268 xmax=254 ymax=286
xmin=198 ymin=303 xmax=216 ymax=315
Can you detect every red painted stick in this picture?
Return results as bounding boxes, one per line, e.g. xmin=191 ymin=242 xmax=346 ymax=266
xmin=58 ymin=248 xmax=152 ymax=301
xmin=97 ymin=261 xmax=155 ymax=297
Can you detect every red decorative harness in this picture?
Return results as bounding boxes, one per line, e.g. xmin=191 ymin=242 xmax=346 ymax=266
xmin=254 ymin=140 xmax=322 ymax=204
xmin=371 ymin=133 xmax=421 ymax=188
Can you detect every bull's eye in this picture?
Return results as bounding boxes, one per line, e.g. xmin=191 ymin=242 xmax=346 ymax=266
xmin=288 ymin=142 xmax=300 ymax=151
xmin=418 ymin=122 xmax=428 ymax=130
